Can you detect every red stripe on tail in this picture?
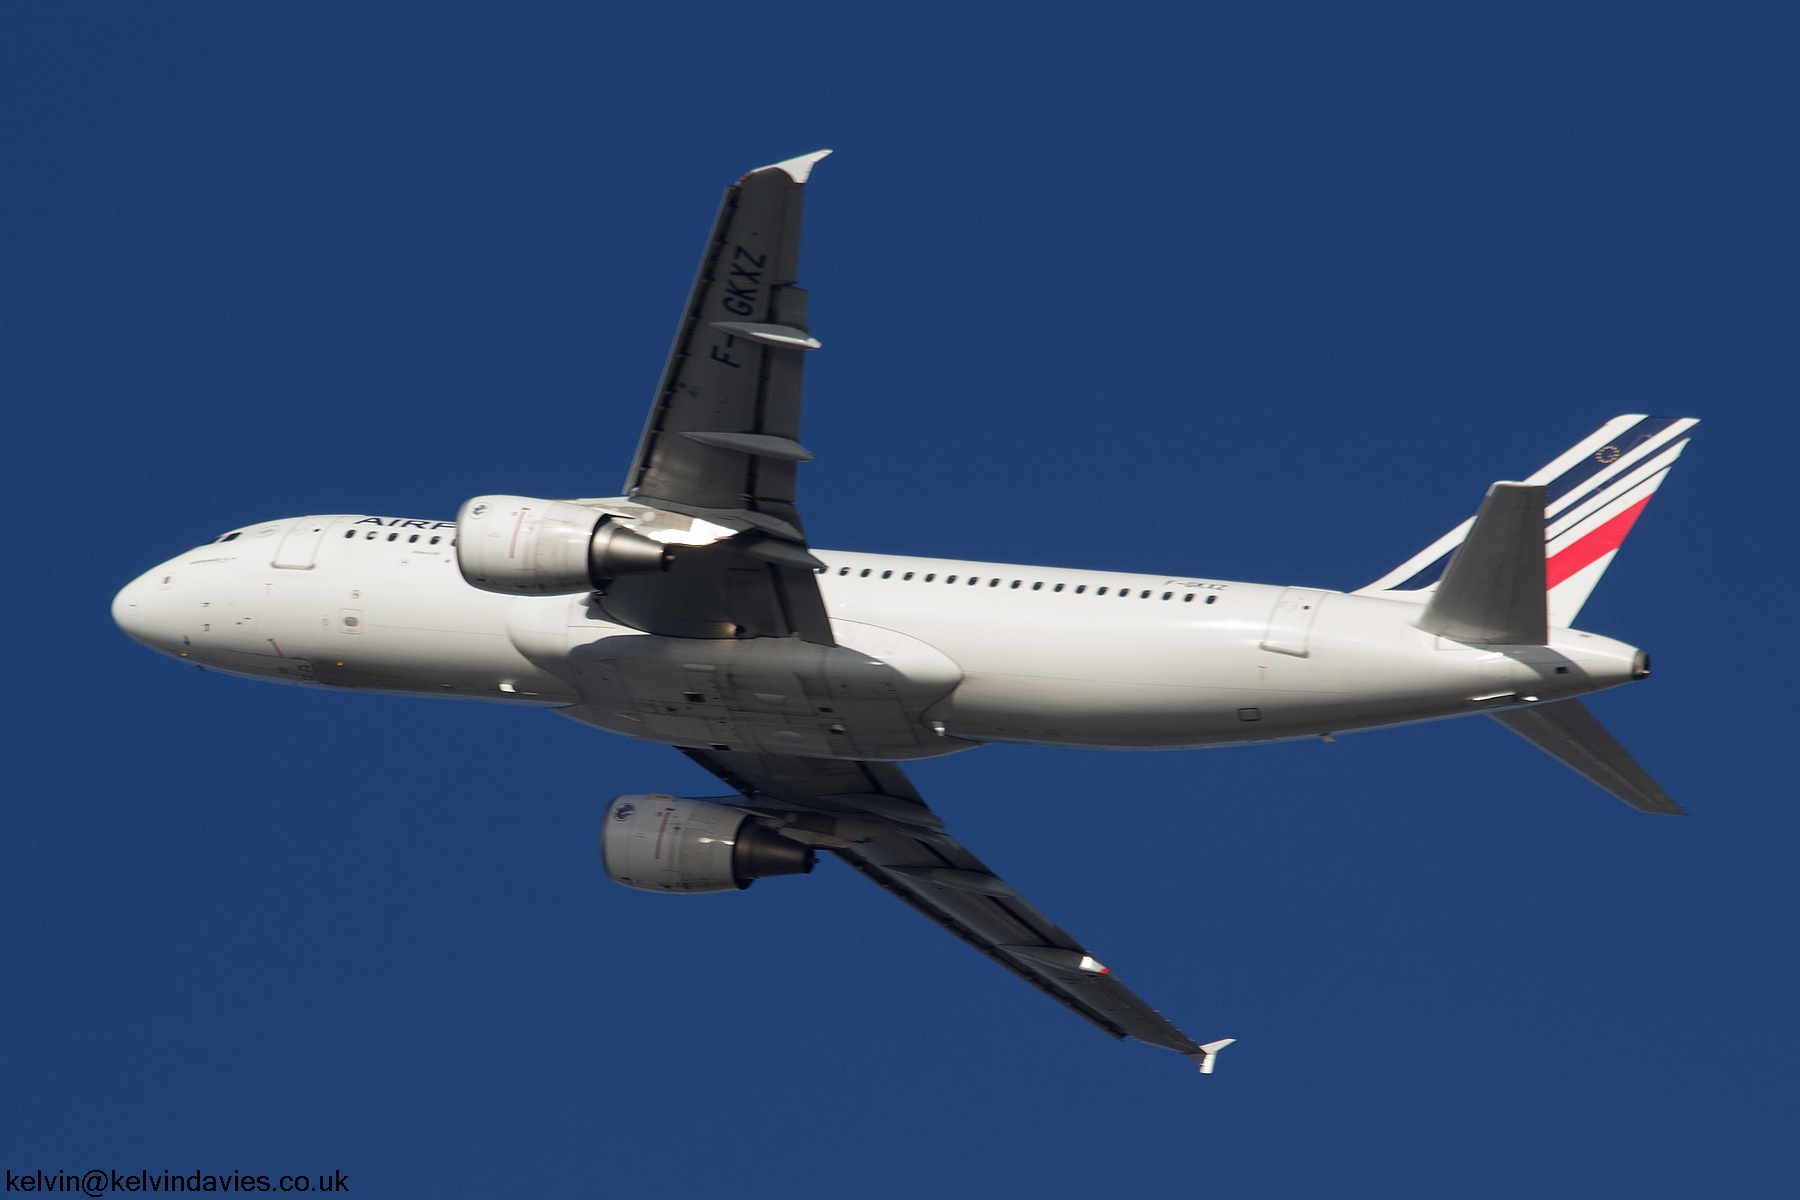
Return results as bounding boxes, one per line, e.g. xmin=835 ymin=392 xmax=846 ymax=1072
xmin=1546 ymin=496 xmax=1652 ymax=590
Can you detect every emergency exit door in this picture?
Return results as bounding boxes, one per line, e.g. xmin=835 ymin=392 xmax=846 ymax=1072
xmin=1261 ymin=587 xmax=1328 ymax=658
xmin=271 ymin=517 xmax=341 ymax=569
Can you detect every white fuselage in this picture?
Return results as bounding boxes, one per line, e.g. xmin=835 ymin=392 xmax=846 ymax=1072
xmin=112 ymin=513 xmax=1647 ymax=759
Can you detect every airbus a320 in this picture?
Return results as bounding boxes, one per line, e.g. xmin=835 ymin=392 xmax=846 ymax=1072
xmin=113 ymin=151 xmax=1696 ymax=1072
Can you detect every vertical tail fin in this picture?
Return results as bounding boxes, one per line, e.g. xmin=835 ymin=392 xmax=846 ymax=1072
xmin=1356 ymin=415 xmax=1698 ymax=627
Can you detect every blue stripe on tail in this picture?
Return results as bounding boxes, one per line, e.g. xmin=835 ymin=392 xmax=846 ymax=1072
xmin=1386 ymin=416 xmax=1685 ymax=593
xmin=1543 ymin=416 xmax=1682 ymax=506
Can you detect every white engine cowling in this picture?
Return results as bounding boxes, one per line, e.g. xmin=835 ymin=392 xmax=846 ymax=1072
xmin=457 ymin=495 xmax=670 ymax=595
xmin=600 ymin=795 xmax=816 ymax=894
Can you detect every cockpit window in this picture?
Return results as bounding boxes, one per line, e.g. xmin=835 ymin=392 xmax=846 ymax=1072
xmin=217 ymin=531 xmax=242 ymax=543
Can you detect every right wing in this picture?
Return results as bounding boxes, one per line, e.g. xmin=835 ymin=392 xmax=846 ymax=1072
xmin=681 ymin=747 xmax=1235 ymax=1072
xmin=602 ymin=151 xmax=836 ymax=645
xmin=1491 ymin=698 xmax=1684 ymax=814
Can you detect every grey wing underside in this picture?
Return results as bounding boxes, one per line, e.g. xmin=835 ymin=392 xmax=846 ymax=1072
xmin=680 ymin=747 xmax=1231 ymax=1070
xmin=602 ymin=151 xmax=835 ymax=645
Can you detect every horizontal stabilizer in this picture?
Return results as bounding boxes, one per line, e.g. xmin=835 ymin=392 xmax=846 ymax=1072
xmin=1417 ymin=482 xmax=1547 ymax=644
xmin=1491 ymin=699 xmax=1683 ymax=814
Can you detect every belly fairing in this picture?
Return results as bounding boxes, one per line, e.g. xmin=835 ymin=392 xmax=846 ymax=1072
xmin=550 ymin=616 xmax=974 ymax=761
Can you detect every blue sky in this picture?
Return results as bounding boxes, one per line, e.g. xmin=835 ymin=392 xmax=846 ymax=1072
xmin=3 ymin=3 xmax=1796 ymax=1196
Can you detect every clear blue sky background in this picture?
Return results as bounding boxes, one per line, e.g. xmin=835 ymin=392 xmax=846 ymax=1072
xmin=3 ymin=4 xmax=1796 ymax=1196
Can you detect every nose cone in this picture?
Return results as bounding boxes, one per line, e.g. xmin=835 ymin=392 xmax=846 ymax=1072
xmin=112 ymin=563 xmax=183 ymax=656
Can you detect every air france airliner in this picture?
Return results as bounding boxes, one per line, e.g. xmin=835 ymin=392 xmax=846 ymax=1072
xmin=112 ymin=151 xmax=1695 ymax=1072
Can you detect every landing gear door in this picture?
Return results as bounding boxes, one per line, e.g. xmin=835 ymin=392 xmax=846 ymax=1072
xmin=1261 ymin=588 xmax=1328 ymax=658
xmin=272 ymin=517 xmax=343 ymax=570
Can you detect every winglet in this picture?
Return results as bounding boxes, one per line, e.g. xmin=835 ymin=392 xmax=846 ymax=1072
xmin=751 ymin=149 xmax=833 ymax=183
xmin=1191 ymin=1038 xmax=1236 ymax=1074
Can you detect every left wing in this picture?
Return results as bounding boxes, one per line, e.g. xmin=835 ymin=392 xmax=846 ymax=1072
xmin=680 ymin=747 xmax=1234 ymax=1072
xmin=603 ymin=151 xmax=835 ymax=645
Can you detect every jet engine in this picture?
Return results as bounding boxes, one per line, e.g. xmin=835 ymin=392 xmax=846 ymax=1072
xmin=600 ymin=795 xmax=817 ymax=894
xmin=457 ymin=495 xmax=671 ymax=595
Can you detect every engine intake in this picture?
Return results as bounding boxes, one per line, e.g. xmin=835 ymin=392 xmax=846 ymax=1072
xmin=457 ymin=495 xmax=671 ymax=595
xmin=600 ymin=795 xmax=816 ymax=894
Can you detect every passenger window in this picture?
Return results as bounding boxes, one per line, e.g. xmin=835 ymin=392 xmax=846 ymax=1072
xmin=1031 ymin=582 xmax=1042 ymax=590
xmin=946 ymin=575 xmax=956 ymax=584
xmin=1205 ymin=595 xmax=1216 ymax=604
xmin=1183 ymin=593 xmax=1194 ymax=602
xmin=925 ymin=573 xmax=936 ymax=582
xmin=1052 ymin=583 xmax=1063 ymax=592
xmin=430 ymin=536 xmax=440 ymax=545
xmin=839 ymin=567 xmax=850 ymax=576
xmin=366 ymin=532 xmax=377 ymax=540
xmin=344 ymin=531 xmax=355 ymax=539
xmin=969 ymin=577 xmax=980 ymax=585
xmin=1097 ymin=587 xmax=1107 ymax=595
xmin=860 ymin=569 xmax=871 ymax=578
xmin=1075 ymin=585 xmax=1086 ymax=594
xmin=881 ymin=570 xmax=892 ymax=579
xmin=988 ymin=579 xmax=999 ymax=587
xmin=1161 ymin=592 xmax=1171 ymax=600
xmin=387 ymin=533 xmax=398 ymax=542
xmin=409 ymin=534 xmax=420 ymax=543
xmin=1140 ymin=590 xmax=1150 ymax=599
xmin=903 ymin=572 xmax=914 ymax=581
xmin=1010 ymin=580 xmax=1021 ymax=589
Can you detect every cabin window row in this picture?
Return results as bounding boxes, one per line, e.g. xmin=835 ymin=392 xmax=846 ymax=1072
xmin=818 ymin=564 xmax=1217 ymax=603
xmin=343 ymin=530 xmax=455 ymax=545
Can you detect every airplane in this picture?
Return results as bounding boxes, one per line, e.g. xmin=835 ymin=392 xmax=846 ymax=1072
xmin=112 ymin=150 xmax=1696 ymax=1074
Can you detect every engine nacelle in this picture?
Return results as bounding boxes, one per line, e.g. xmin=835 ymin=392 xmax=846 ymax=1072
xmin=457 ymin=495 xmax=671 ymax=595
xmin=600 ymin=795 xmax=817 ymax=894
